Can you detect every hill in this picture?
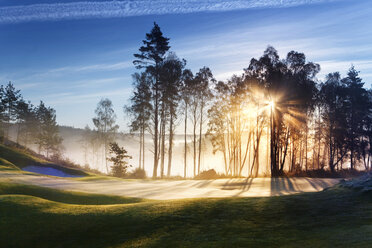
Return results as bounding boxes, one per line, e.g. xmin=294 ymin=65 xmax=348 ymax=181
xmin=0 ymin=142 xmax=88 ymax=177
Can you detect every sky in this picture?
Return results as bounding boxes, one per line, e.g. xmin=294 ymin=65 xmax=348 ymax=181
xmin=1 ymin=0 xmax=372 ymax=130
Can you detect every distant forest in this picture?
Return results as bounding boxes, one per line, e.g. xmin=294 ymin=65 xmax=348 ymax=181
xmin=0 ymin=82 xmax=62 ymax=158
xmin=1 ymin=22 xmax=372 ymax=178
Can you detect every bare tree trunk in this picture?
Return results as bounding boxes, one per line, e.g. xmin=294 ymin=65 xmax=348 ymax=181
xmin=139 ymin=131 xmax=142 ymax=169
xmin=167 ymin=113 xmax=174 ymax=177
xmin=105 ymin=141 xmax=109 ymax=174
xmin=142 ymin=126 xmax=145 ymax=170
xmin=305 ymin=123 xmax=308 ymax=171
xmin=16 ymin=123 xmax=21 ymax=144
xmin=153 ymin=85 xmax=159 ymax=178
xmin=198 ymin=103 xmax=204 ymax=175
xmin=160 ymin=119 xmax=166 ymax=178
xmin=184 ymin=103 xmax=188 ymax=178
xmin=222 ymin=133 xmax=228 ymax=175
xmin=193 ymin=108 xmax=197 ymax=177
xmin=267 ymin=125 xmax=270 ymax=174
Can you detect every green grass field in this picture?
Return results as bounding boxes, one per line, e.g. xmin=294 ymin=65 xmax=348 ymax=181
xmin=1 ymin=144 xmax=371 ymax=247
xmin=0 ymin=180 xmax=371 ymax=248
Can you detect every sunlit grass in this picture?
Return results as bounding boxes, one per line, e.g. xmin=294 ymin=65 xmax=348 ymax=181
xmin=0 ymin=181 xmax=147 ymax=205
xmin=0 ymin=182 xmax=371 ymax=247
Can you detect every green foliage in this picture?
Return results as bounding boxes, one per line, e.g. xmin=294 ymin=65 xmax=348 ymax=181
xmin=0 ymin=81 xmax=22 ymax=139
xmin=108 ymin=142 xmax=132 ymax=178
xmin=126 ymin=72 xmax=152 ymax=133
xmin=16 ymin=99 xmax=38 ymax=146
xmin=133 ymin=22 xmax=170 ymax=69
xmin=132 ymin=22 xmax=171 ymax=178
xmin=35 ymin=101 xmax=63 ymax=158
xmin=1 ymin=82 xmax=21 ymax=124
xmin=128 ymin=167 xmax=147 ymax=179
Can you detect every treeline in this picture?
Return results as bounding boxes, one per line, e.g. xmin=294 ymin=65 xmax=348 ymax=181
xmin=126 ymin=23 xmax=215 ymax=178
xmin=209 ymin=47 xmax=372 ymax=177
xmin=0 ymin=82 xmax=62 ymax=158
xmin=127 ymin=23 xmax=372 ymax=178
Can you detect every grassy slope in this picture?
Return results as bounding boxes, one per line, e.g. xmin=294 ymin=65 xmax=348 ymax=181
xmin=0 ymin=181 xmax=146 ymax=205
xmin=0 ymin=144 xmax=88 ymax=176
xmin=0 ymin=144 xmax=46 ymax=168
xmin=0 ymin=182 xmax=371 ymax=248
xmin=0 ymin=157 xmax=18 ymax=170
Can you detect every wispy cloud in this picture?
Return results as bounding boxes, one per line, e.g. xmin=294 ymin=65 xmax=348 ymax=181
xmin=47 ymin=61 xmax=132 ymax=73
xmin=317 ymin=60 xmax=372 ymax=81
xmin=45 ymin=87 xmax=131 ymax=105
xmin=13 ymin=61 xmax=132 ymax=82
xmin=0 ymin=0 xmax=341 ymax=24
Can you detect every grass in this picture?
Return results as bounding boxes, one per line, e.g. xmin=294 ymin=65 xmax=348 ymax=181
xmin=0 ymin=157 xmax=19 ymax=170
xmin=0 ymin=144 xmax=89 ymax=176
xmin=0 ymin=180 xmax=146 ymax=205
xmin=0 ymin=181 xmax=371 ymax=248
xmin=0 ymin=143 xmax=47 ymax=168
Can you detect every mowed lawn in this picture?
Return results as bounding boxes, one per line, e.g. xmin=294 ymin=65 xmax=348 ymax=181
xmin=0 ymin=181 xmax=371 ymax=248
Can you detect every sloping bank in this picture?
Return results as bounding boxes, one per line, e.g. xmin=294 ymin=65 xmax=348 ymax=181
xmin=0 ymin=144 xmax=88 ymax=177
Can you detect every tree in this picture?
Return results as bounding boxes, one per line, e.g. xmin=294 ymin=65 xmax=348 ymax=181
xmin=35 ymin=101 xmax=63 ymax=158
xmin=126 ymin=72 xmax=152 ymax=171
xmin=208 ymin=79 xmax=234 ymax=176
xmin=79 ymin=125 xmax=92 ymax=167
xmin=158 ymin=53 xmax=185 ymax=177
xmin=1 ymin=82 xmax=21 ymax=139
xmin=93 ymin=98 xmax=119 ymax=173
xmin=16 ymin=100 xmax=38 ymax=147
xmin=362 ymin=89 xmax=372 ymax=170
xmin=342 ymin=66 xmax=370 ymax=170
xmin=133 ymin=22 xmax=170 ymax=178
xmin=107 ymin=142 xmax=132 ymax=178
xmin=320 ymin=72 xmax=348 ymax=172
xmin=208 ymin=75 xmax=264 ymax=177
xmin=194 ymin=67 xmax=215 ymax=175
xmin=0 ymin=85 xmax=5 ymax=140
xmin=244 ymin=46 xmax=319 ymax=176
xmin=180 ymin=69 xmax=194 ymax=178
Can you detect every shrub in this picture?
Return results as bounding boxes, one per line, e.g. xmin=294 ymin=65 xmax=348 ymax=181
xmin=195 ymin=169 xmax=219 ymax=180
xmin=127 ymin=167 xmax=147 ymax=179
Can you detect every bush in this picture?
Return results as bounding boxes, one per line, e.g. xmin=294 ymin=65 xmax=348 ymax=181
xmin=111 ymin=165 xmax=130 ymax=178
xmin=194 ymin=169 xmax=219 ymax=180
xmin=127 ymin=168 xmax=147 ymax=179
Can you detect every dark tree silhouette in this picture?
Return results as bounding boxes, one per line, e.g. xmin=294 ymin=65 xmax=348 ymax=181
xmin=180 ymin=69 xmax=194 ymax=178
xmin=126 ymin=72 xmax=152 ymax=170
xmin=133 ymin=22 xmax=170 ymax=178
xmin=1 ymin=82 xmax=21 ymax=139
xmin=35 ymin=101 xmax=63 ymax=158
xmin=342 ymin=66 xmax=370 ymax=170
xmin=244 ymin=47 xmax=319 ymax=176
xmin=158 ymin=53 xmax=185 ymax=177
xmin=107 ymin=142 xmax=132 ymax=178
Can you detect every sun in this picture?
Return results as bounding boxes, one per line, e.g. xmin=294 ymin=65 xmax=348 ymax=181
xmin=269 ymin=100 xmax=275 ymax=109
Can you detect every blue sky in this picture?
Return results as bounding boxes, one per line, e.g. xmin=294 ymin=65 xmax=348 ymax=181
xmin=1 ymin=0 xmax=372 ymax=130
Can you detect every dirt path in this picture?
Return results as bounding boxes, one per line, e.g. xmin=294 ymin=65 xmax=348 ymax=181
xmin=0 ymin=171 xmax=340 ymax=200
